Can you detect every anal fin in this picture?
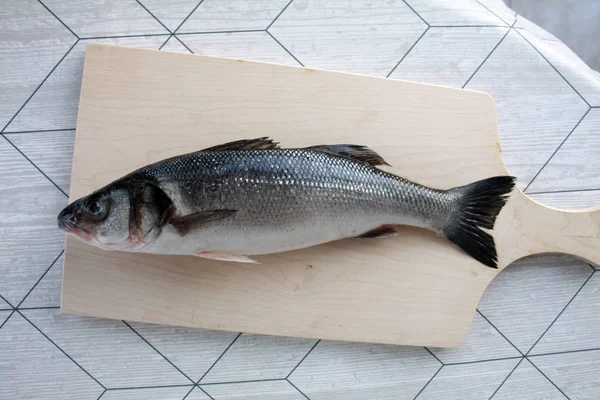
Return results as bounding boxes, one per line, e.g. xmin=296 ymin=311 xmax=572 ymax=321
xmin=194 ymin=251 xmax=259 ymax=264
xmin=358 ymin=224 xmax=399 ymax=239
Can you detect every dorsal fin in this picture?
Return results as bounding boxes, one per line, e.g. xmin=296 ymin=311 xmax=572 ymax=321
xmin=306 ymin=144 xmax=390 ymax=166
xmin=202 ymin=137 xmax=279 ymax=152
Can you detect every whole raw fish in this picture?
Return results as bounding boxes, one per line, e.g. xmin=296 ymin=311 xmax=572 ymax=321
xmin=58 ymin=137 xmax=515 ymax=268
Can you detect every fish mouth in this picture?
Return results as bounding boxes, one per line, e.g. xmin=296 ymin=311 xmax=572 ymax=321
xmin=57 ymin=213 xmax=93 ymax=241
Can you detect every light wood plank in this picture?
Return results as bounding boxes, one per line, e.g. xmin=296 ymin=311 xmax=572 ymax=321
xmin=62 ymin=45 xmax=600 ymax=347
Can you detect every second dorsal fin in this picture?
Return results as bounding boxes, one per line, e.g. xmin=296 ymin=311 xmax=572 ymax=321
xmin=202 ymin=137 xmax=280 ymax=152
xmin=306 ymin=144 xmax=390 ymax=166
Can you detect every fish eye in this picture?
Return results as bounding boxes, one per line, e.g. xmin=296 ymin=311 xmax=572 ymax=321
xmin=86 ymin=198 xmax=107 ymax=219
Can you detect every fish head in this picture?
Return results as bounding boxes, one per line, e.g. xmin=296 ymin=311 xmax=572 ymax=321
xmin=57 ymin=179 xmax=172 ymax=251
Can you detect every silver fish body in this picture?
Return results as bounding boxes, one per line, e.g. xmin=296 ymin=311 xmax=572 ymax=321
xmin=58 ymin=138 xmax=515 ymax=268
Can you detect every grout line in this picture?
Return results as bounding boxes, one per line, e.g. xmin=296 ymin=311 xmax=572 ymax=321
xmin=201 ymin=378 xmax=286 ymax=386
xmin=122 ymin=321 xmax=196 ymax=384
xmin=159 ymin=34 xmax=174 ymax=50
xmin=177 ymin=29 xmax=266 ymax=36
xmin=488 ymin=357 xmax=525 ymax=399
xmin=462 ymin=22 xmax=514 ymax=88
xmin=445 ymin=355 xmax=523 ymax=366
xmin=18 ymin=310 xmax=107 ymax=389
xmin=474 ymin=0 xmax=512 ymax=26
xmin=197 ymin=332 xmax=242 ymax=384
xmin=514 ymin=28 xmax=591 ymax=107
xmin=287 ymin=379 xmax=311 ymax=400
xmin=197 ymin=385 xmax=215 ymax=400
xmin=134 ymin=0 xmax=172 ymax=33
xmin=528 ymin=346 xmax=600 ymax=358
xmin=96 ymin=389 xmax=106 ymax=400
xmin=173 ymin=0 xmax=205 ymax=34
xmin=1 ymin=39 xmax=79 ymax=133
xmin=173 ymin=35 xmax=195 ymax=54
xmin=0 ymin=293 xmax=15 ymax=309
xmin=424 ymin=347 xmax=444 ymax=365
xmin=387 ymin=26 xmax=430 ymax=78
xmin=477 ymin=309 xmax=525 ymax=356
xmin=181 ymin=385 xmax=196 ymax=400
xmin=527 ymin=358 xmax=572 ymax=399
xmin=524 ymin=107 xmax=591 ymax=191
xmin=526 ymin=271 xmax=595 ymax=355
xmin=526 ymin=187 xmax=600 ymax=195
xmin=266 ymin=0 xmax=294 ymax=30
xmin=429 ymin=24 xmax=508 ymax=28
xmin=37 ymin=0 xmax=80 ymax=39
xmin=0 ymin=309 xmax=13 ymax=312
xmin=81 ymin=33 xmax=170 ymax=40
xmin=402 ymin=0 xmax=429 ymax=27
xmin=3 ymin=128 xmax=75 ymax=135
xmin=286 ymin=340 xmax=320 ymax=379
xmin=17 ymin=306 xmax=61 ymax=310
xmin=2 ymin=135 xmax=69 ymax=197
xmin=413 ymin=365 xmax=443 ymax=400
xmin=0 ymin=311 xmax=16 ymax=331
xmin=16 ymin=250 xmax=64 ymax=308
xmin=106 ymin=384 xmax=194 ymax=391
xmin=266 ymin=30 xmax=304 ymax=66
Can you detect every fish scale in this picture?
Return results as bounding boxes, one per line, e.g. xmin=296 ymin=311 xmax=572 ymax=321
xmin=58 ymin=138 xmax=515 ymax=268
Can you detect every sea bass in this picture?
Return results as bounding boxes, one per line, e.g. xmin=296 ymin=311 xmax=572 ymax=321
xmin=58 ymin=137 xmax=515 ymax=268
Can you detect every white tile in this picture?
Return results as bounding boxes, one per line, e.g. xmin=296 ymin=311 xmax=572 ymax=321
xmin=19 ymin=253 xmax=64 ymax=309
xmin=0 ymin=139 xmax=67 ymax=306
xmin=0 ymin=311 xmax=12 ymax=326
xmin=528 ymin=108 xmax=600 ymax=192
xmin=514 ymin=14 xmax=560 ymax=41
xmin=407 ymin=0 xmax=506 ymax=26
xmin=185 ymin=387 xmax=212 ymax=400
xmin=128 ymin=322 xmax=239 ymax=382
xmin=466 ymin=30 xmax=589 ymax=188
xmin=418 ymin=358 xmax=520 ymax=400
xmin=289 ymin=341 xmax=440 ymax=400
xmin=0 ymin=312 xmax=103 ymax=399
xmin=22 ymin=309 xmax=190 ymax=388
xmin=202 ymin=334 xmax=316 ymax=383
xmin=493 ymin=359 xmax=565 ymax=400
xmin=531 ymin=350 xmax=600 ymax=400
xmin=178 ymin=31 xmax=300 ymax=66
xmin=476 ymin=0 xmax=516 ymax=25
xmin=269 ymin=0 xmax=426 ymax=76
xmin=430 ymin=312 xmax=520 ymax=364
xmin=138 ymin=0 xmax=201 ymax=31
xmin=7 ymin=130 xmax=75 ymax=193
xmin=477 ymin=255 xmax=593 ymax=353
xmin=162 ymin=36 xmax=193 ymax=53
xmin=0 ymin=0 xmax=76 ymax=129
xmin=389 ymin=26 xmax=507 ymax=88
xmin=204 ymin=380 xmax=305 ymax=400
xmin=41 ymin=0 xmax=168 ymax=37
xmin=527 ymin=190 xmax=600 ymax=210
xmin=6 ymin=36 xmax=168 ymax=132
xmin=0 ymin=298 xmax=11 ymax=311
xmin=179 ymin=0 xmax=291 ymax=33
xmin=530 ymin=274 xmax=599 ymax=355
xmin=101 ymin=386 xmax=193 ymax=400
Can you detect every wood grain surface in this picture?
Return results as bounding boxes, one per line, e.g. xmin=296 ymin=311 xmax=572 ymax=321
xmin=61 ymin=44 xmax=600 ymax=347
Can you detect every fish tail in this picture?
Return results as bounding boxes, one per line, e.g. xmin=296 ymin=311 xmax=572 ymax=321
xmin=443 ymin=176 xmax=516 ymax=269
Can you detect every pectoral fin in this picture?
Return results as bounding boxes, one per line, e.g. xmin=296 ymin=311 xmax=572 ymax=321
xmin=168 ymin=209 xmax=237 ymax=236
xmin=194 ymin=251 xmax=259 ymax=264
xmin=358 ymin=224 xmax=399 ymax=238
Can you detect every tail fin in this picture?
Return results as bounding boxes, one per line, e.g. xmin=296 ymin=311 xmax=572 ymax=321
xmin=443 ymin=176 xmax=516 ymax=269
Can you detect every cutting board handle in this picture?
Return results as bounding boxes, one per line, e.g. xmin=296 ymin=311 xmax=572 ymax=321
xmin=496 ymin=190 xmax=600 ymax=269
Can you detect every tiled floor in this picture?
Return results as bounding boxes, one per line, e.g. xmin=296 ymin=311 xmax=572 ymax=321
xmin=1 ymin=1 xmax=599 ymax=399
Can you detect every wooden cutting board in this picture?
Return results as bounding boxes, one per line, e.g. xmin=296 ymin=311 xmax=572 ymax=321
xmin=61 ymin=44 xmax=600 ymax=348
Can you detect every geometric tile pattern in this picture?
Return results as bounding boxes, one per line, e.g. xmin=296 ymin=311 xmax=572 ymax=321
xmin=1 ymin=0 xmax=599 ymax=398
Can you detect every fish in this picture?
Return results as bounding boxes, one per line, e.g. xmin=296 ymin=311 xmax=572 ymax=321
xmin=57 ymin=137 xmax=515 ymax=269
